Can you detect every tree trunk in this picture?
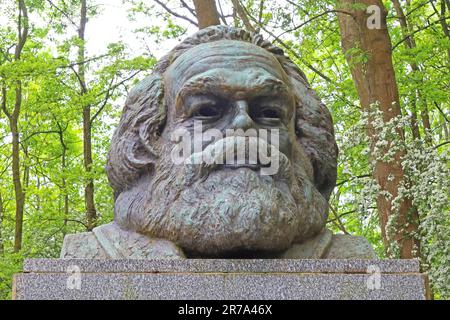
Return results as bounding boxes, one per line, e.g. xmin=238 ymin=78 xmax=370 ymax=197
xmin=11 ymin=89 xmax=25 ymax=253
xmin=57 ymin=123 xmax=69 ymax=235
xmin=442 ymin=114 xmax=449 ymax=141
xmin=78 ymin=0 xmax=97 ymax=231
xmin=0 ymin=88 xmax=5 ymax=255
xmin=420 ymin=95 xmax=431 ymax=143
xmin=12 ymin=0 xmax=29 ymax=253
xmin=441 ymin=0 xmax=450 ymax=59
xmin=431 ymin=0 xmax=450 ymax=60
xmin=392 ymin=0 xmax=431 ymax=143
xmin=337 ymin=0 xmax=420 ymax=258
xmin=0 ymin=192 xmax=4 ymax=254
xmin=409 ymin=96 xmax=421 ymax=140
xmin=193 ymin=0 xmax=220 ymax=29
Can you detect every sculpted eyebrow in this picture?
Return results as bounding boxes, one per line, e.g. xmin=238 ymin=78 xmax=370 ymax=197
xmin=177 ymin=77 xmax=223 ymax=99
xmin=177 ymin=76 xmax=290 ymax=101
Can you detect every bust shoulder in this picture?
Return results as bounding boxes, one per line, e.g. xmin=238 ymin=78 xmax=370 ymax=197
xmin=280 ymin=229 xmax=378 ymax=259
xmin=61 ymin=225 xmax=377 ymax=260
xmin=60 ymin=231 xmax=108 ymax=259
xmin=60 ymin=222 xmax=185 ymax=259
xmin=325 ymin=234 xmax=378 ymax=259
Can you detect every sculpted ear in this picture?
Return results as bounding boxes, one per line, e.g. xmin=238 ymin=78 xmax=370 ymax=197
xmin=106 ymin=75 xmax=166 ymax=195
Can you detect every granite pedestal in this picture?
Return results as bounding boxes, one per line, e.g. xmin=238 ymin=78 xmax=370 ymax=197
xmin=13 ymin=259 xmax=429 ymax=300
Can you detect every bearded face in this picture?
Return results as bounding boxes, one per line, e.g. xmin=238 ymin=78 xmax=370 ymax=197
xmin=107 ymin=26 xmax=338 ymax=258
xmin=110 ymin=40 xmax=330 ymax=257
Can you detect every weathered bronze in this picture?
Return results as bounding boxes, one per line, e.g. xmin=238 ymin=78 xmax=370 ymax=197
xmin=61 ymin=26 xmax=376 ymax=259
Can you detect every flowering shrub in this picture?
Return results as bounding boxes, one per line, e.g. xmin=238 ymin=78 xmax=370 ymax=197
xmin=340 ymin=103 xmax=449 ymax=298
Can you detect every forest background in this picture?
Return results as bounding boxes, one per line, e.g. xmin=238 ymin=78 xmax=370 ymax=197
xmin=0 ymin=0 xmax=448 ymax=299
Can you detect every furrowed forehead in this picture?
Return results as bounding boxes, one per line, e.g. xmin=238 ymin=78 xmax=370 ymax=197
xmin=164 ymin=40 xmax=290 ymax=103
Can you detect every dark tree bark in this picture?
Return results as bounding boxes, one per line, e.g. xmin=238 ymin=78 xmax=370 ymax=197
xmin=193 ymin=0 xmax=220 ymax=29
xmin=8 ymin=0 xmax=29 ymax=253
xmin=337 ymin=0 xmax=420 ymax=258
xmin=55 ymin=121 xmax=69 ymax=235
xmin=0 ymin=192 xmax=4 ymax=254
xmin=78 ymin=0 xmax=97 ymax=231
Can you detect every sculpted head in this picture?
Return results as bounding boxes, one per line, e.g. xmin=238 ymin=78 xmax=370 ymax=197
xmin=106 ymin=26 xmax=338 ymax=257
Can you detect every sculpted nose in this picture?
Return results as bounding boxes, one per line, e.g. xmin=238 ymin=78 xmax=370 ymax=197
xmin=230 ymin=100 xmax=254 ymax=130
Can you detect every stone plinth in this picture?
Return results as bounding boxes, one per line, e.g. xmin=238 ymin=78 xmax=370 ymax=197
xmin=13 ymin=259 xmax=429 ymax=300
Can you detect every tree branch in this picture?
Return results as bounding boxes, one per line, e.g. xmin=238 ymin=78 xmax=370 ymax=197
xmin=90 ymin=70 xmax=142 ymax=124
xmin=258 ymin=0 xmax=265 ymax=26
xmin=180 ymin=0 xmax=196 ymax=17
xmin=277 ymin=10 xmax=355 ymax=38
xmin=328 ymin=205 xmax=350 ymax=234
xmin=22 ymin=130 xmax=61 ymax=143
xmin=327 ymin=209 xmax=356 ymax=223
xmin=1 ymin=85 xmax=10 ymax=119
xmin=90 ymin=75 xmax=116 ymax=124
xmin=46 ymin=0 xmax=78 ymax=29
xmin=393 ymin=16 xmax=450 ymax=50
xmin=69 ymin=65 xmax=88 ymax=93
xmin=231 ymin=0 xmax=256 ymax=32
xmin=336 ymin=174 xmax=371 ymax=187
xmin=433 ymin=101 xmax=449 ymax=122
xmin=15 ymin=0 xmax=29 ymax=59
xmin=216 ymin=0 xmax=229 ymax=25
xmin=434 ymin=140 xmax=450 ymax=149
xmin=153 ymin=0 xmax=198 ymax=27
xmin=237 ymin=1 xmax=334 ymax=83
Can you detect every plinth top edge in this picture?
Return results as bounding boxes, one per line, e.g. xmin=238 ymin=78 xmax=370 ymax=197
xmin=23 ymin=258 xmax=421 ymax=274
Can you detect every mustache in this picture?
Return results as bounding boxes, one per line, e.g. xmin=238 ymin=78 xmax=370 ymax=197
xmin=180 ymin=136 xmax=292 ymax=185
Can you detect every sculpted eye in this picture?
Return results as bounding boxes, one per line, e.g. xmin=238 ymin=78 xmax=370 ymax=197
xmin=259 ymin=108 xmax=281 ymax=119
xmin=253 ymin=106 xmax=283 ymax=124
xmin=193 ymin=105 xmax=221 ymax=120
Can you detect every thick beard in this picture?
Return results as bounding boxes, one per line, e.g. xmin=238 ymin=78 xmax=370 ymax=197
xmin=114 ymin=141 xmax=329 ymax=257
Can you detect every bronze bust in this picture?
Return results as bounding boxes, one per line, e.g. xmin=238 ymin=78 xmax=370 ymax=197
xmin=61 ymin=26 xmax=376 ymax=259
